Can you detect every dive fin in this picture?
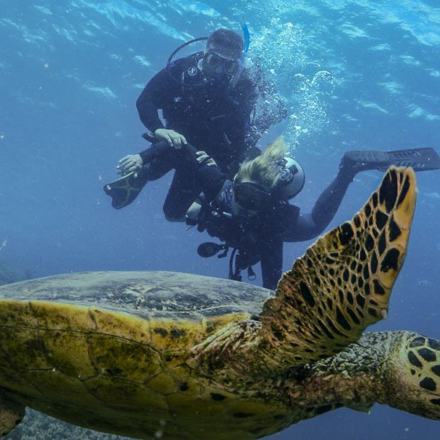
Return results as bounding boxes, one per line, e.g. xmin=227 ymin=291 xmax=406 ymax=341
xmin=345 ymin=147 xmax=440 ymax=172
xmin=103 ymin=140 xmax=199 ymax=210
xmin=103 ymin=167 xmax=149 ymax=209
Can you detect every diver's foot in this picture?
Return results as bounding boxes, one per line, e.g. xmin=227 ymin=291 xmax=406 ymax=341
xmin=103 ymin=167 xmax=149 ymax=209
xmin=341 ymin=148 xmax=440 ymax=174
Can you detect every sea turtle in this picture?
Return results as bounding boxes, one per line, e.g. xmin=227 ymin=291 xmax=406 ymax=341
xmin=0 ymin=167 xmax=439 ymax=440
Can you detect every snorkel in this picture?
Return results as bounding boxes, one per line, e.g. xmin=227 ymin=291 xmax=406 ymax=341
xmin=242 ymin=23 xmax=251 ymax=54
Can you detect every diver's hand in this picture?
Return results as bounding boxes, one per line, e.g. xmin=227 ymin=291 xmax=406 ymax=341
xmin=154 ymin=128 xmax=187 ymax=149
xmin=117 ymin=154 xmax=143 ymax=176
xmin=196 ymin=151 xmax=217 ymax=167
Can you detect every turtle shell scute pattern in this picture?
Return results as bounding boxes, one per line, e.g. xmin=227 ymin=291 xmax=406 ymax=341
xmin=0 ymin=271 xmax=271 ymax=320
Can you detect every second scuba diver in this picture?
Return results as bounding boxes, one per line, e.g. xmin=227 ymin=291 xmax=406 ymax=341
xmin=106 ymin=27 xmax=286 ymax=222
xmin=108 ymin=137 xmax=440 ymax=290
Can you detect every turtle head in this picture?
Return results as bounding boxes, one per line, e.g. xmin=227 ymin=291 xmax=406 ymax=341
xmin=381 ymin=332 xmax=440 ymax=419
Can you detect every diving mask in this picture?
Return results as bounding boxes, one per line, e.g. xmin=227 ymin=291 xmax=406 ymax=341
xmin=202 ymin=51 xmax=241 ymax=78
xmin=233 ymin=180 xmax=273 ymax=211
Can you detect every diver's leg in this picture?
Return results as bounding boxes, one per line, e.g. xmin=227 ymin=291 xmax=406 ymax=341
xmin=287 ymin=163 xmax=355 ymax=237
xmin=142 ymin=149 xmax=177 ymax=180
xmin=104 ymin=148 xmax=177 ymax=209
xmin=162 ymin=168 xmax=202 ymax=222
xmin=309 ymin=162 xmax=356 ymax=232
xmin=260 ymin=240 xmax=283 ymax=290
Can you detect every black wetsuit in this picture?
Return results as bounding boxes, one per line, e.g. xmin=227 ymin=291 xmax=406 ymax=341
xmin=136 ymin=52 xmax=259 ymax=220
xmin=191 ymin=157 xmax=356 ymax=290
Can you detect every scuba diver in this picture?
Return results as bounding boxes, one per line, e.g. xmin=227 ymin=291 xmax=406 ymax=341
xmin=107 ymin=136 xmax=440 ymax=290
xmin=184 ymin=139 xmax=440 ymax=289
xmin=183 ymin=137 xmax=358 ymax=289
xmin=105 ymin=27 xmax=286 ymax=221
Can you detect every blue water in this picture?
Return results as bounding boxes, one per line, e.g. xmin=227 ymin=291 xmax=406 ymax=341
xmin=1 ymin=1 xmax=440 ymax=438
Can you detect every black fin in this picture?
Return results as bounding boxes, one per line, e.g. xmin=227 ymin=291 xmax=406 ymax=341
xmin=103 ymin=167 xmax=149 ymax=209
xmin=345 ymin=148 xmax=440 ymax=172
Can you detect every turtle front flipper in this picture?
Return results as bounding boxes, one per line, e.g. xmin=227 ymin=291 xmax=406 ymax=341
xmin=0 ymin=390 xmax=25 ymax=436
xmin=379 ymin=331 xmax=440 ymax=420
xmin=259 ymin=166 xmax=416 ymax=371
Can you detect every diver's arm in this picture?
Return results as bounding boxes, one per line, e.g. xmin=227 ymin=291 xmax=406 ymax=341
xmin=284 ymin=165 xmax=356 ymax=242
xmin=136 ymin=69 xmax=176 ymax=132
xmin=195 ymin=159 xmax=227 ymax=201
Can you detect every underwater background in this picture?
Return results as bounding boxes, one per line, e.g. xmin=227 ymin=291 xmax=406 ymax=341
xmin=1 ymin=0 xmax=440 ymax=438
